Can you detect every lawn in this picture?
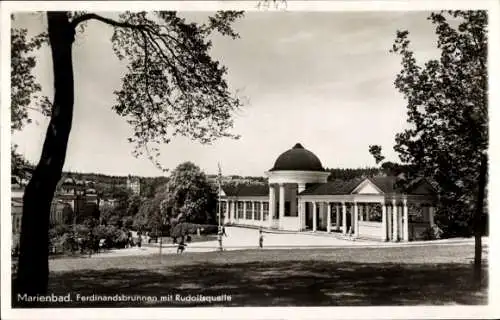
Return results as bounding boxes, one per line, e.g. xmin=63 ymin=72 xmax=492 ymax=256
xmin=12 ymin=244 xmax=488 ymax=307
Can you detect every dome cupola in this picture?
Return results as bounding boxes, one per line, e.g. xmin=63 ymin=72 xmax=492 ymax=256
xmin=270 ymin=143 xmax=324 ymax=172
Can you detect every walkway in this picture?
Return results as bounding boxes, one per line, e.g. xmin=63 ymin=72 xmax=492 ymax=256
xmin=92 ymin=227 xmax=487 ymax=257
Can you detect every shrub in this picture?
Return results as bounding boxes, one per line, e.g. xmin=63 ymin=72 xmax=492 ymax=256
xmin=420 ymin=225 xmax=444 ymax=240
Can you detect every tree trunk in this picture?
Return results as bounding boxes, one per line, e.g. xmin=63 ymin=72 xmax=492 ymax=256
xmin=474 ymin=152 xmax=487 ymax=284
xmin=15 ymin=12 xmax=75 ymax=297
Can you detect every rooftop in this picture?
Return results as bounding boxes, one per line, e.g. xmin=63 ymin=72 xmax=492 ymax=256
xmin=270 ymin=143 xmax=324 ymax=172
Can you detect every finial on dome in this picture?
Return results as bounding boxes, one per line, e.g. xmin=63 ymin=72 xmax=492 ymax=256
xmin=293 ymin=143 xmax=304 ymax=149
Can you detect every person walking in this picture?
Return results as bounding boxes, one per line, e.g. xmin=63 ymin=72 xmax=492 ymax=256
xmin=222 ymin=225 xmax=228 ymax=237
xmin=259 ymin=228 xmax=264 ymax=249
xmin=177 ymin=239 xmax=187 ymax=254
xmin=217 ymin=230 xmax=223 ymax=252
xmin=137 ymin=232 xmax=142 ymax=248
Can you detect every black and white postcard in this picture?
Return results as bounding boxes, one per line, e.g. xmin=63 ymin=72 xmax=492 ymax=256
xmin=1 ymin=1 xmax=498 ymax=319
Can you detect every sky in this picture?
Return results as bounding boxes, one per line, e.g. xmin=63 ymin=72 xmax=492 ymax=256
xmin=11 ymin=10 xmax=442 ymax=177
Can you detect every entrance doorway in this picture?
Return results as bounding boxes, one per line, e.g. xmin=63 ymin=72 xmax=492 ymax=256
xmin=305 ymin=202 xmax=312 ymax=230
xmin=346 ymin=212 xmax=352 ymax=233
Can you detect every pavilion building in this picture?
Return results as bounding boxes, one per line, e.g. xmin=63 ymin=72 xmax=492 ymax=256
xmin=218 ymin=143 xmax=437 ymax=242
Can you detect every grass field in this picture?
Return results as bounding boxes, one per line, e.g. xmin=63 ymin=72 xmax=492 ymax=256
xmin=13 ymin=244 xmax=488 ymax=307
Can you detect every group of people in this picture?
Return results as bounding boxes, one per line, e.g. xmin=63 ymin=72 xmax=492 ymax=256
xmin=175 ymin=226 xmax=267 ymax=254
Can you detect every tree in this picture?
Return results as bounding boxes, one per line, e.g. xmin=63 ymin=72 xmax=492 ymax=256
xmin=127 ymin=194 xmax=143 ymax=217
xmin=11 ymin=27 xmax=50 ymax=131
xmin=14 ymin=11 xmax=244 ymax=296
xmin=165 ymin=162 xmax=217 ymax=225
xmin=99 ymin=202 xmax=114 ymax=224
xmin=390 ymin=11 xmax=487 ymax=279
xmin=390 ymin=10 xmax=487 ymax=236
xmin=11 ymin=26 xmax=49 ymax=179
xmin=11 ymin=145 xmax=32 ymax=179
xmin=368 ymin=145 xmax=385 ymax=165
xmin=367 ymin=145 xmax=410 ymax=177
xmin=474 ymin=152 xmax=487 ymax=283
xmin=133 ymin=197 xmax=163 ymax=232
xmin=325 ymin=167 xmax=380 ymax=181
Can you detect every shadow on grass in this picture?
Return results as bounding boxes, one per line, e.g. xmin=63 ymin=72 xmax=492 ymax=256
xmin=13 ymin=260 xmax=487 ymax=308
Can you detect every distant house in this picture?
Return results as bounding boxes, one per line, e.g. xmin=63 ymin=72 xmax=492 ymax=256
xmin=127 ymin=176 xmax=141 ymax=195
xmin=218 ymin=143 xmax=437 ymax=242
xmin=11 ymin=176 xmax=79 ymax=233
xmin=56 ymin=176 xmax=100 ymax=223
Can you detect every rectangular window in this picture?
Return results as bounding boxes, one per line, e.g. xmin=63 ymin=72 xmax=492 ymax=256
xmin=255 ymin=202 xmax=261 ymax=220
xmin=263 ymin=202 xmax=269 ymax=221
xmin=368 ymin=205 xmax=382 ymax=222
xmin=218 ymin=201 xmax=227 ymax=219
xmin=237 ymin=201 xmax=244 ymax=219
xmin=245 ymin=201 xmax=252 ymax=220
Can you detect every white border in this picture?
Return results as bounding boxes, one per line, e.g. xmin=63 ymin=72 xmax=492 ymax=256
xmin=1 ymin=1 xmax=499 ymax=319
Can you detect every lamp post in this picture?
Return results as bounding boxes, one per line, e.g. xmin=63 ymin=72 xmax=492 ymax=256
xmin=72 ymin=179 xmax=86 ymax=231
xmin=217 ymin=162 xmax=222 ymax=232
xmin=159 ymin=200 xmax=168 ymax=261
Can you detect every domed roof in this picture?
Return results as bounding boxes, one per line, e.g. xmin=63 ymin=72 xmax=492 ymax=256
xmin=270 ymin=143 xmax=324 ymax=172
xmin=62 ymin=177 xmax=75 ymax=185
xmin=86 ymin=188 xmax=96 ymax=194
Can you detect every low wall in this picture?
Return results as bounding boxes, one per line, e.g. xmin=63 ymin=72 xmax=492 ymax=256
xmin=358 ymin=221 xmax=383 ymax=239
xmin=233 ymin=218 xmax=266 ymax=228
xmin=280 ymin=217 xmax=301 ymax=231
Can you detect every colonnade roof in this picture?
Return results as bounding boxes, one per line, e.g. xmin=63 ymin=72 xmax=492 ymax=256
xmin=300 ymin=178 xmax=363 ymax=195
xmin=299 ymin=176 xmax=437 ymax=196
xmin=222 ymin=183 xmax=268 ymax=197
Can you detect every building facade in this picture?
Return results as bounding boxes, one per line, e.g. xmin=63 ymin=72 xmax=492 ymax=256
xmin=127 ymin=176 xmax=141 ymax=195
xmin=218 ymin=143 xmax=437 ymax=242
xmin=58 ymin=177 xmax=99 ymax=223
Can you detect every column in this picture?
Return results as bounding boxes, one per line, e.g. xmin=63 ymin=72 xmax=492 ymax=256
xmin=392 ymin=199 xmax=398 ymax=242
xmin=387 ymin=203 xmax=392 ymax=241
xmin=312 ymin=201 xmax=317 ymax=232
xmin=291 ymin=185 xmax=297 ymax=217
xmin=353 ymin=202 xmax=359 ymax=237
xmin=243 ymin=201 xmax=247 ymax=221
xmin=327 ymin=203 xmax=331 ymax=233
xmin=223 ymin=201 xmax=228 ymax=224
xmin=429 ymin=206 xmax=435 ymax=226
xmin=360 ymin=204 xmax=364 ymax=221
xmin=232 ymin=201 xmax=236 ymax=222
xmin=300 ymin=200 xmax=306 ymax=230
xmin=279 ymin=183 xmax=285 ymax=229
xmin=399 ymin=205 xmax=404 ymax=239
xmin=381 ymin=202 xmax=387 ymax=241
xmin=269 ymin=185 xmax=275 ymax=228
xmin=260 ymin=201 xmax=264 ymax=224
xmin=342 ymin=202 xmax=347 ymax=234
xmin=403 ymin=198 xmax=409 ymax=241
xmin=225 ymin=201 xmax=230 ymax=223
xmin=335 ymin=204 xmax=340 ymax=231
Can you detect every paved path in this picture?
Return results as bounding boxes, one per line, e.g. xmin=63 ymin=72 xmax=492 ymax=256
xmin=94 ymin=227 xmax=488 ymax=258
